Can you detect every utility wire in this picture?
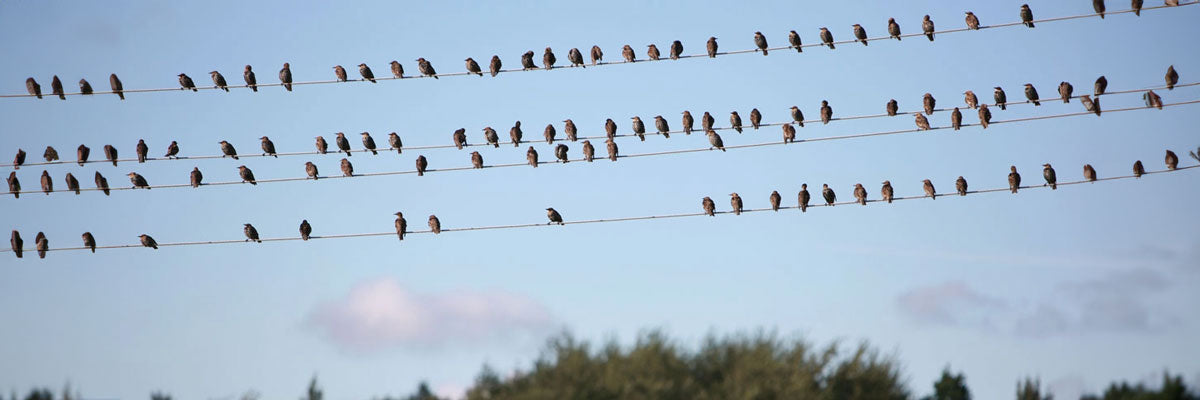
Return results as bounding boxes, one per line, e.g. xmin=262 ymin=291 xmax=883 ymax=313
xmin=5 ymin=98 xmax=1197 ymax=198
xmin=5 ymin=163 xmax=1195 ymax=254
xmin=8 ymin=81 xmax=1194 ymax=170
xmin=2 ymin=2 xmax=1193 ymax=99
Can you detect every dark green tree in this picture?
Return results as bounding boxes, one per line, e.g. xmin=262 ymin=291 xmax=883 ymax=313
xmin=149 ymin=391 xmax=172 ymax=400
xmin=1016 ymin=377 xmax=1051 ymax=400
xmin=402 ymin=382 xmax=442 ymax=400
xmin=922 ymin=367 xmax=971 ymax=400
xmin=304 ymin=375 xmax=323 ymax=400
xmin=22 ymin=388 xmax=52 ymax=400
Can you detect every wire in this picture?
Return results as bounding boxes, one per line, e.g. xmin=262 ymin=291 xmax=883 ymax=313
xmin=6 ymin=163 xmax=1194 ymax=254
xmin=5 ymin=98 xmax=1197 ymax=197
xmin=8 ymin=81 xmax=1194 ymax=170
xmin=2 ymin=2 xmax=1193 ymax=99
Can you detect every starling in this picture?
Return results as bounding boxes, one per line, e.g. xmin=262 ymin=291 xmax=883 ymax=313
xmin=681 ymin=111 xmax=694 ymax=135
xmin=76 ymin=145 xmax=91 ymax=166
xmin=706 ymin=130 xmax=725 ymax=152
xmin=164 ymin=141 xmax=179 ymax=159
xmin=1081 ymin=95 xmax=1100 ymax=116
xmin=914 ymin=113 xmax=931 ymax=130
xmin=582 ymin=140 xmax=595 ymax=162
xmin=1095 ymin=0 xmax=1106 ymax=17
xmin=51 ymin=76 xmax=65 ymax=100
xmin=388 ymin=132 xmax=403 ymax=153
xmin=819 ymin=27 xmax=835 ymax=49
xmin=1020 ymin=4 xmax=1035 ymax=27
xmin=954 ymin=176 xmax=968 ymax=196
xmin=769 ymin=190 xmax=782 ymax=211
xmin=965 ymin=11 xmax=980 ymax=30
xmin=881 ymin=181 xmax=894 ymax=203
xmin=65 ymin=172 xmax=79 ymax=194
xmin=701 ymin=112 xmax=715 ymax=131
xmin=279 ymin=63 xmax=293 ymax=91
xmin=219 ymin=141 xmax=238 ymax=160
xmin=754 ymin=31 xmax=769 ymax=55
xmin=210 ymin=71 xmax=228 ymax=91
xmin=568 ymin=48 xmax=585 ymax=67
xmin=564 ymin=119 xmax=578 ymax=141
xmin=333 ymin=65 xmax=348 ymax=82
xmin=394 ymin=212 xmax=407 ymax=241
xmin=852 ymin=24 xmax=868 ymax=46
xmin=483 ymin=127 xmax=499 ymax=148
xmin=706 ymin=37 xmax=718 ymax=58
xmin=305 ymin=162 xmax=318 ymax=180
xmin=109 ymin=73 xmax=124 ymax=99
xmin=416 ymin=57 xmax=437 ymax=78
xmin=798 ymin=184 xmax=811 ymax=212
xmin=510 ymin=121 xmax=523 ymax=147
xmin=646 ymin=44 xmax=660 ymax=61
xmin=1165 ymin=150 xmax=1179 ymax=170
xmin=13 ymin=149 xmax=26 ymax=168
xmin=1058 ymin=81 xmax=1073 ymax=103
xmin=299 ymin=220 xmax=311 ymax=241
xmin=544 ymin=124 xmax=556 ymax=144
xmin=1132 ymin=0 xmax=1143 ymax=15
xmin=782 ymin=123 xmax=796 ymax=144
xmin=1024 ymin=83 xmax=1040 ymax=106
xmin=94 ymin=171 xmax=109 ymax=195
xmin=391 ymin=60 xmax=404 ymax=78
xmin=260 ymin=136 xmax=277 ymax=158
xmin=546 ymin=208 xmax=564 ymax=225
xmin=1165 ymin=65 xmax=1178 ymax=90
xmin=244 ymin=223 xmax=261 ymax=243
xmin=853 ymin=183 xmax=867 ymax=205
xmin=923 ymin=15 xmax=936 ymax=41
xmin=1008 ymin=166 xmax=1021 ymax=193
xmin=964 ymin=91 xmax=978 ymax=109
xmin=749 ymin=108 xmax=762 ymax=130
xmin=7 ymin=172 xmax=19 ymax=198
xmin=591 ymin=45 xmax=604 ymax=64
xmin=702 ymin=196 xmax=716 ymax=216
xmin=1083 ymin=164 xmax=1097 ymax=181
xmin=543 ymin=47 xmax=556 ymax=70
xmin=82 ymin=232 xmax=96 ymax=253
xmin=415 ymin=155 xmax=428 ymax=176
xmin=521 ymin=51 xmax=537 ymax=70
xmin=729 ymin=193 xmax=743 ymax=215
xmin=670 ymin=40 xmax=683 ymax=60
xmin=526 ymin=146 xmax=539 ymax=167
xmin=1144 ymin=90 xmax=1163 ymax=109
xmin=606 ymin=138 xmax=619 ymax=161
xmin=452 ymin=128 xmax=467 ymax=150
xmin=315 ymin=136 xmax=328 ymax=154
xmin=128 ymin=172 xmax=149 ymax=189
xmin=923 ymin=179 xmax=937 ymax=200
xmin=951 ymin=107 xmax=963 ymax=130
xmin=1041 ymin=163 xmax=1058 ymax=190
xmin=26 ymin=77 xmax=42 ymax=99
xmin=244 ymin=65 xmax=257 ymax=92
xmin=605 ymin=118 xmax=617 ymax=140
xmin=978 ymin=104 xmax=991 ymax=129
xmin=40 ymin=170 xmax=52 ymax=195
xmin=788 ymin=30 xmax=803 ymax=52
xmin=191 ymin=167 xmax=203 ymax=187
xmin=631 ymin=116 xmax=646 ymax=141
xmin=428 ymin=215 xmax=441 ymax=234
xmin=358 ymin=132 xmax=377 ymax=155
xmin=340 ymin=158 xmax=353 ymax=177
xmin=888 ymin=18 xmax=901 ymax=40
xmin=136 ymin=139 xmax=149 ymax=163
xmin=886 ymin=99 xmax=899 ymax=116
xmin=622 ymin=45 xmax=636 ymax=62
xmin=79 ymin=79 xmax=93 ymax=95
xmin=359 ymin=63 xmax=376 ymax=82
xmin=471 ymin=151 xmax=483 ymax=169
xmin=1167 ymin=0 xmax=1179 ymax=6
xmin=237 ymin=165 xmax=256 ymax=185
xmin=10 ymin=230 xmax=22 ymax=258
xmin=994 ymin=87 xmax=1008 ymax=110
xmin=922 ymin=93 xmax=937 ymax=115
xmin=35 ymin=232 xmax=48 ymax=259
xmin=555 ymin=144 xmax=569 ymax=163
xmin=820 ymin=100 xmax=832 ymax=124
xmin=489 ymin=56 xmax=502 ymax=77
xmin=335 ymin=132 xmax=352 ymax=156
xmin=790 ymin=106 xmax=805 ymax=127
xmin=43 ymin=146 xmax=59 ymax=162
xmin=822 ymin=184 xmax=836 ymax=205
xmin=139 ymin=234 xmax=158 ymax=249
xmin=1094 ymin=76 xmax=1107 ymax=96
xmin=1133 ymin=160 xmax=1145 ymax=177
xmin=178 ymin=73 xmax=197 ymax=91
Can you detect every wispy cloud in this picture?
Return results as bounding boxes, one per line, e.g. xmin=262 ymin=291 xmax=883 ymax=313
xmin=896 ymin=281 xmax=1006 ymax=330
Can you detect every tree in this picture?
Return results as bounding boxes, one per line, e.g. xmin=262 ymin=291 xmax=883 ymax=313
xmin=22 ymin=388 xmax=52 ymax=400
xmin=303 ymin=375 xmax=323 ymax=400
xmin=922 ymin=367 xmax=971 ymax=400
xmin=1016 ymin=377 xmax=1051 ymax=400
xmin=149 ymin=391 xmax=171 ymax=400
xmin=402 ymin=382 xmax=442 ymax=400
xmin=1082 ymin=371 xmax=1199 ymax=400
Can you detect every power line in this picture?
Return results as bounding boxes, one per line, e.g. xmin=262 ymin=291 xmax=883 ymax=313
xmin=6 ymin=163 xmax=1194 ymax=255
xmin=5 ymin=98 xmax=1197 ymax=198
xmin=2 ymin=2 xmax=1193 ymax=99
xmin=7 ymin=81 xmax=1194 ymax=170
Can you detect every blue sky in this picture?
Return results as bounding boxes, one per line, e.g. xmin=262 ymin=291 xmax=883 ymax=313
xmin=1 ymin=1 xmax=1198 ymax=399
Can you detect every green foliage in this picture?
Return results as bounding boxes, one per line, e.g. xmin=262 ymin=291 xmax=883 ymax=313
xmin=1082 ymin=372 xmax=1198 ymax=400
xmin=403 ymin=382 xmax=443 ymax=400
xmin=921 ymin=368 xmax=970 ymax=400
xmin=22 ymin=388 xmax=52 ymax=400
xmin=1016 ymin=377 xmax=1051 ymax=400
xmin=304 ymin=375 xmax=323 ymax=400
xmin=149 ymin=391 xmax=172 ymax=400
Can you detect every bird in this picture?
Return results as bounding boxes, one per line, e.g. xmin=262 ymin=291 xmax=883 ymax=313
xmin=1081 ymin=95 xmax=1101 ymax=116
xmin=591 ymin=45 xmax=604 ymax=64
xmin=819 ymin=27 xmax=835 ymax=49
xmin=923 ymin=93 xmax=936 ymax=115
xmin=139 ymin=234 xmax=158 ymax=249
xmin=923 ymin=15 xmax=936 ymax=41
xmin=333 ymin=65 xmax=348 ymax=82
xmin=510 ymin=121 xmax=523 ymax=147
xmin=335 ymin=132 xmax=352 ymax=156
xmin=798 ymin=184 xmax=811 ymax=212
xmin=526 ymin=146 xmax=538 ymax=168
xmin=394 ymin=212 xmax=407 ymax=241
xmin=1165 ymin=150 xmax=1179 ymax=170
xmin=35 ymin=232 xmax=48 ymax=259
xmin=260 ymin=136 xmax=277 ymax=157
xmin=853 ymin=183 xmax=867 ymax=205
xmin=109 ymin=74 xmax=124 ymax=99
xmin=1166 ymin=65 xmax=1178 ymax=90
xmin=489 ymin=56 xmax=502 ymax=77
xmin=978 ymin=104 xmax=992 ymax=129
xmin=244 ymin=65 xmax=257 ymax=92
xmin=568 ymin=48 xmax=585 ymax=67
xmin=94 ymin=171 xmax=109 ymax=195
xmin=415 ymin=155 xmax=428 ymax=176
xmin=604 ymin=118 xmax=618 ymax=139
xmin=702 ymin=196 xmax=716 ymax=216
xmin=1024 ymin=83 xmax=1040 ymax=106
xmin=305 ymin=162 xmax=318 ymax=180
xmin=26 ymin=77 xmax=42 ymax=99
xmin=1133 ymin=160 xmax=1145 ymax=178
xmin=1043 ymin=164 xmax=1057 ymax=189
xmin=754 ymin=31 xmax=769 ymax=55
xmin=65 ymin=172 xmax=79 ymax=194
xmin=219 ymin=141 xmax=238 ymax=160
xmin=243 ymin=223 xmax=261 ymax=243
xmin=82 ymin=232 xmax=96 ymax=253
xmin=964 ymin=91 xmax=978 ymax=109
xmin=1020 ymin=4 xmax=1035 ymax=28
xmin=782 ymin=123 xmax=796 ymax=144
xmin=483 ymin=127 xmax=499 ymax=148
xmin=790 ymin=106 xmax=805 ymax=127
xmin=914 ymin=113 xmax=931 ymax=130
xmin=881 ymin=181 xmax=894 ymax=203
xmin=299 ymin=220 xmax=312 ymax=241
xmin=606 ymin=139 xmax=619 ymax=161
xmin=706 ymin=37 xmax=718 ymax=57
xmin=279 ymin=63 xmax=293 ymax=91
xmin=13 ymin=149 xmax=26 ymax=168
xmin=749 ymin=109 xmax=762 ymax=130
xmin=682 ymin=111 xmax=695 ymax=135
xmin=1008 ymin=166 xmax=1021 ymax=193
xmin=520 ymin=51 xmax=537 ymax=70
xmin=951 ymin=108 xmax=963 ymax=130
xmin=51 ymin=76 xmax=65 ymax=99
xmin=706 ymin=130 xmax=725 ymax=152
xmin=1166 ymin=0 xmax=1179 ymax=6
xmin=886 ymin=99 xmax=899 ymax=116
xmin=1144 ymin=90 xmax=1163 ymax=109
xmin=178 ymin=73 xmax=197 ymax=91
xmin=701 ymin=112 xmax=715 ymax=131
xmin=543 ymin=47 xmax=556 ymax=70
xmin=79 ymin=79 xmax=93 ymax=95
xmin=359 ymin=63 xmax=376 ymax=82
xmin=888 ymin=18 xmax=901 ymax=40
xmin=40 ymin=170 xmax=52 ymax=195
xmin=76 ymin=145 xmax=89 ymax=165
xmin=544 ymin=124 xmax=557 ymax=144
xmin=135 ymin=139 xmax=149 ymax=163
xmin=564 ymin=119 xmax=578 ymax=141
xmin=923 ymin=179 xmax=937 ymax=200
xmin=417 ymin=57 xmax=437 ymax=78
xmin=965 ymin=11 xmax=980 ymax=30
xmin=383 ymin=61 xmax=402 ymax=80
xmin=728 ymin=112 xmax=742 ymax=134
xmin=820 ymin=101 xmax=833 ymax=124
xmin=43 ymin=146 xmax=59 ymax=162
xmin=210 ymin=71 xmax=228 ymax=91
xmin=822 ymin=184 xmax=836 ymax=205
xmin=428 ymin=215 xmax=441 ymax=234
xmin=313 ymin=136 xmax=330 ymax=155
xmin=10 ymin=231 xmax=22 ymax=258
xmin=769 ymin=190 xmax=782 ymax=211
xmin=788 ymin=30 xmax=803 ymax=52
xmin=340 ymin=158 xmax=353 ymax=177
xmin=452 ymin=128 xmax=468 ymax=150
xmin=238 ymin=165 xmax=256 ymax=185
xmin=7 ymin=172 xmax=20 ymax=199
xmin=546 ymin=208 xmax=564 ymax=225
xmin=994 ymin=87 xmax=1008 ymax=110
xmin=1132 ymin=0 xmax=1143 ymax=15
xmin=190 ymin=167 xmax=203 ymax=187
xmin=852 ymin=24 xmax=868 ymax=46
xmin=471 ymin=151 xmax=483 ymax=169
xmin=360 ymin=132 xmax=377 ymax=155
xmin=1094 ymin=0 xmax=1107 ymax=18
xmin=1058 ymin=81 xmax=1073 ymax=103
xmin=1083 ymin=164 xmax=1097 ymax=182
xmin=164 ymin=141 xmax=179 ymax=159
xmin=622 ymin=45 xmax=636 ymax=62
xmin=729 ymin=193 xmax=743 ymax=215
xmin=582 ymin=140 xmax=595 ymax=162
xmin=1094 ymin=76 xmax=1107 ymax=96
xmin=646 ymin=44 xmax=660 ymax=61
xmin=555 ymin=144 xmax=569 ymax=163
xmin=389 ymin=132 xmax=403 ymax=153
xmin=128 ymin=172 xmax=149 ymax=189
xmin=670 ymin=40 xmax=683 ymax=59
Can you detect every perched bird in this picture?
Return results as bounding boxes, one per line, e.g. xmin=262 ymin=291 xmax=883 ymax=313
xmin=1144 ymin=90 xmax=1163 ymax=109
xmin=428 ymin=215 xmax=441 ymax=234
xmin=305 ymin=162 xmax=318 ymax=180
xmin=340 ymin=158 xmax=353 ymax=177
xmin=219 ymin=140 xmax=238 ymax=160
xmin=1167 ymin=0 xmax=1179 ymax=6
xmin=853 ymin=183 xmax=867 ymax=205
xmin=13 ymin=149 xmax=26 ymax=168
xmin=244 ymin=65 xmax=257 ymax=92
xmin=881 ymin=181 xmax=894 ymax=203
xmin=1132 ymin=0 xmax=1143 ymax=15
xmin=994 ymin=86 xmax=1008 ymax=110
xmin=40 ymin=170 xmax=52 ymax=195
xmin=82 ymin=232 xmax=96 ymax=253
xmin=670 ymin=40 xmax=683 ymax=59
xmin=333 ymin=65 xmax=348 ymax=82
xmin=139 ymin=234 xmax=158 ymax=249
xmin=706 ymin=130 xmax=725 ymax=152
xmin=358 ymin=63 xmax=376 ymax=82
xmin=788 ymin=30 xmax=803 ymax=52
xmin=136 ymin=139 xmax=149 ymax=163
xmin=564 ymin=119 xmax=578 ymax=141
xmin=79 ymin=79 xmax=93 ymax=95
xmin=260 ymin=136 xmax=277 ymax=157
xmin=1024 ymin=83 xmax=1040 ymax=106
xmin=210 ymin=71 xmax=229 ymax=91
xmin=416 ymin=57 xmax=437 ymax=78
xmin=1165 ymin=150 xmax=1179 ymax=170
xmin=471 ymin=151 xmax=483 ymax=169
xmin=1081 ymin=95 xmax=1101 ymax=116
xmin=886 ymin=99 xmax=899 ymax=116
xmin=452 ymin=128 xmax=468 ymax=149
xmin=604 ymin=118 xmax=618 ymax=139
xmin=888 ymin=18 xmax=902 ymax=40
xmin=729 ymin=193 xmax=743 ymax=215
xmin=237 ymin=165 xmax=256 ymax=185
xmin=769 ymin=190 xmax=782 ymax=211
xmin=965 ymin=11 xmax=980 ymax=30
xmin=820 ymin=100 xmax=833 ymax=124
xmin=701 ymin=112 xmax=715 ymax=131
xmin=754 ymin=31 xmax=769 ymax=55
xmin=822 ymin=184 xmax=836 ymax=205
xmin=923 ymin=93 xmax=936 ymax=115
xmin=483 ymin=127 xmax=500 ymax=148
xmin=360 ymin=132 xmax=377 ymax=155
xmin=702 ymin=196 xmax=716 ymax=216
xmin=728 ymin=112 xmax=742 ymax=133
xmin=299 ymin=220 xmax=312 ymax=241
xmin=591 ymin=45 xmax=604 ymax=64
xmin=1043 ymin=163 xmax=1057 ymax=189
xmin=128 ymin=172 xmax=149 ymax=189
xmin=1165 ymin=65 xmax=1178 ymax=90
xmin=819 ymin=27 xmax=835 ymax=49
xmin=508 ymin=121 xmax=525 ymax=147
xmin=622 ymin=45 xmax=636 ymax=62
xmin=790 ymin=106 xmax=805 ymax=127
xmin=963 ymin=91 xmax=979 ymax=110
xmin=1008 ymin=166 xmax=1021 ymax=193
xmin=415 ymin=155 xmax=428 ymax=176
xmin=65 ymin=172 xmax=79 ymax=194
xmin=314 ymin=136 xmax=330 ymax=154
xmin=279 ymin=63 xmax=293 ymax=91
xmin=546 ymin=208 xmax=564 ymax=225
xmin=243 ymin=224 xmax=261 ymax=243
xmin=394 ymin=212 xmax=407 ymax=241
xmin=555 ymin=144 xmax=569 ymax=163
xmin=568 ymin=48 xmax=585 ymax=67
xmin=109 ymin=73 xmax=124 ymax=99
xmin=388 ymin=132 xmax=403 ymax=153
xmin=7 ymin=172 xmax=19 ymax=198
xmin=1058 ymin=81 xmax=1073 ymax=103
xmin=51 ymin=76 xmax=65 ymax=99
xmin=653 ymin=116 xmax=670 ymax=138
xmin=707 ymin=37 xmax=718 ymax=57
xmin=178 ymin=73 xmax=197 ymax=91
xmin=978 ymin=104 xmax=992 ymax=129
xmin=606 ymin=139 xmax=619 ymax=161
xmin=543 ymin=47 xmax=556 ymax=70
xmin=798 ymin=184 xmax=811 ymax=212
xmin=951 ymin=107 xmax=963 ymax=130
xmin=782 ymin=123 xmax=796 ymax=144
xmin=191 ymin=167 xmax=203 ymax=187
xmin=35 ymin=232 xmax=48 ymax=259
xmin=43 ymin=146 xmax=59 ymax=162
xmin=914 ymin=113 xmax=931 ymax=130
xmin=852 ymin=24 xmax=868 ymax=46
xmin=1094 ymin=0 xmax=1106 ymax=18
xmin=749 ymin=109 xmax=762 ymax=130
xmin=1133 ymin=160 xmax=1145 ymax=178
xmin=520 ymin=51 xmax=537 ymax=70
xmin=489 ymin=56 xmax=502 ymax=77
xmin=94 ymin=171 xmax=109 ymax=195
xmin=1083 ymin=164 xmax=1097 ymax=182
xmin=1094 ymin=75 xmax=1108 ymax=96
xmin=1020 ymin=4 xmax=1035 ymax=28
xmin=544 ymin=124 xmax=556 ymax=144
xmin=582 ymin=140 xmax=595 ymax=162
xmin=164 ymin=141 xmax=179 ymax=159
xmin=335 ymin=132 xmax=352 ymax=156
xmin=76 ymin=145 xmax=89 ymax=165
xmin=646 ymin=44 xmax=660 ymax=61
xmin=26 ymin=77 xmax=42 ymax=99
xmin=10 ymin=231 xmax=22 ymax=258
xmin=391 ymin=60 xmax=405 ymax=78
xmin=526 ymin=146 xmax=538 ymax=167
xmin=922 ymin=15 xmax=936 ymax=41
xmin=923 ymin=179 xmax=937 ymax=200
xmin=682 ymin=111 xmax=695 ymax=134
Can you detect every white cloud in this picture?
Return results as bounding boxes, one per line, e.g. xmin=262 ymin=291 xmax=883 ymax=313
xmin=896 ymin=281 xmax=1006 ymax=330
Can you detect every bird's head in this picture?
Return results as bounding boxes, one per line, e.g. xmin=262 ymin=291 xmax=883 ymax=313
xmin=358 ymin=63 xmax=367 ymax=68
xmin=882 ymin=180 xmax=890 ymax=185
xmin=209 ymin=71 xmax=219 ymax=75
xmin=394 ymin=212 xmax=404 ymax=217
xmin=260 ymin=136 xmax=269 ymax=140
xmin=1043 ymin=163 xmax=1052 ymax=168
xmin=245 ymin=65 xmax=253 ymax=70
